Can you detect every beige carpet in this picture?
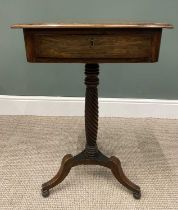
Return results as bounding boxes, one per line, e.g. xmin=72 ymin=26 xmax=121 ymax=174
xmin=0 ymin=116 xmax=177 ymax=210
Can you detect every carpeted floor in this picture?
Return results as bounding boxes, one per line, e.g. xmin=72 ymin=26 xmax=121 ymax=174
xmin=0 ymin=116 xmax=177 ymax=210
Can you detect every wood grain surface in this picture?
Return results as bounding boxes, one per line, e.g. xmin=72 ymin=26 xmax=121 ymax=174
xmin=23 ymin=28 xmax=162 ymax=63
xmin=11 ymin=19 xmax=173 ymax=29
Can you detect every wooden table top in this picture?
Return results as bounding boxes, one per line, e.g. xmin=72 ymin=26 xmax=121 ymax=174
xmin=11 ymin=19 xmax=173 ymax=29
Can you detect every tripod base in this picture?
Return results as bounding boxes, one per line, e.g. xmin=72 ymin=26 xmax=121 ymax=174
xmin=41 ymin=150 xmax=141 ymax=199
xmin=42 ymin=63 xmax=141 ymax=199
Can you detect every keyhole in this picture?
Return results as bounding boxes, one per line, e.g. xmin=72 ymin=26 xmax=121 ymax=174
xmin=90 ymin=38 xmax=94 ymax=47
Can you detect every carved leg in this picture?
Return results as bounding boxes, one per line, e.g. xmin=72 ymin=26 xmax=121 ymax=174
xmin=41 ymin=154 xmax=73 ymax=197
xmin=41 ymin=63 xmax=141 ymax=199
xmin=109 ymin=156 xmax=141 ymax=199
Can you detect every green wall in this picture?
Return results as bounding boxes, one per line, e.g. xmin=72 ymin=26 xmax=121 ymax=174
xmin=0 ymin=0 xmax=177 ymax=99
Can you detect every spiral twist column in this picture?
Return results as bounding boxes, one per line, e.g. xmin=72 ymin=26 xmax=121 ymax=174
xmin=41 ymin=63 xmax=141 ymax=199
xmin=84 ymin=63 xmax=99 ymax=158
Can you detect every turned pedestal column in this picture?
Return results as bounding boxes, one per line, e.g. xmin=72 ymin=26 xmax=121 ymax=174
xmin=41 ymin=63 xmax=141 ymax=199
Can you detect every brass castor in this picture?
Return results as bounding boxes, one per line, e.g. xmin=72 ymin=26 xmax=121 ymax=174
xmin=133 ymin=191 xmax=141 ymax=199
xmin=41 ymin=188 xmax=50 ymax=198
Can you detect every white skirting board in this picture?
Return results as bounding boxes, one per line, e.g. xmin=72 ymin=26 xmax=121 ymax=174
xmin=0 ymin=95 xmax=178 ymax=119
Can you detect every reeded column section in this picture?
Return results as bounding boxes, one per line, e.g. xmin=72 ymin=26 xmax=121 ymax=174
xmin=84 ymin=63 xmax=99 ymax=158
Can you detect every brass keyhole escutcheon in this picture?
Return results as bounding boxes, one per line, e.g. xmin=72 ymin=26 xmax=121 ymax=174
xmin=90 ymin=38 xmax=94 ymax=47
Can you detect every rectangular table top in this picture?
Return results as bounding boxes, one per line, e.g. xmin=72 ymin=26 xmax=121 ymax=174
xmin=11 ymin=19 xmax=173 ymax=63
xmin=11 ymin=19 xmax=173 ymax=29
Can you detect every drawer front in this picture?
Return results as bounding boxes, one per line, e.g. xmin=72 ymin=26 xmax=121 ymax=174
xmin=24 ymin=29 xmax=162 ymax=63
xmin=35 ymin=34 xmax=151 ymax=59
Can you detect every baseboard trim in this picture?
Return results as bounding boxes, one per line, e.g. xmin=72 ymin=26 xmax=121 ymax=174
xmin=0 ymin=95 xmax=178 ymax=119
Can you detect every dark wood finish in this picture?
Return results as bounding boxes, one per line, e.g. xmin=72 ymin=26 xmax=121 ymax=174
xmin=41 ymin=64 xmax=141 ymax=199
xmin=12 ymin=21 xmax=173 ymax=200
xmin=84 ymin=64 xmax=99 ymax=157
xmin=42 ymin=153 xmax=141 ymax=199
xmin=23 ymin=28 xmax=162 ymax=63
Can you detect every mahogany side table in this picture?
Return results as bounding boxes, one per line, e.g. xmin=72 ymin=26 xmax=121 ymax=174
xmin=12 ymin=20 xmax=173 ymax=199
